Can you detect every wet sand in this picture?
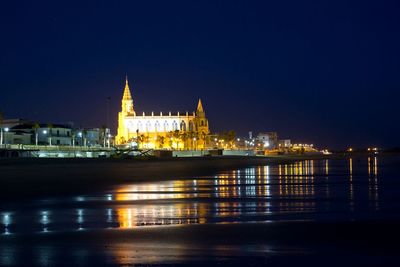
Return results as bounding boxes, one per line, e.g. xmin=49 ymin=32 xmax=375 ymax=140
xmin=2 ymin=155 xmax=400 ymax=266
xmin=1 ymin=221 xmax=399 ymax=266
xmin=0 ymin=155 xmax=331 ymax=198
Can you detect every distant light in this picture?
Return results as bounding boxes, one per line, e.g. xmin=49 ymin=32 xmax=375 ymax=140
xmin=264 ymin=141 xmax=270 ymax=148
xmin=78 ymin=132 xmax=82 ymax=137
xmin=237 ymin=138 xmax=240 ymax=142
xmin=348 ymin=148 xmax=353 ymax=152
xmin=4 ymin=128 xmax=9 ymax=132
xmin=43 ymin=130 xmax=47 ymax=134
xmin=2 ymin=213 xmax=11 ymax=226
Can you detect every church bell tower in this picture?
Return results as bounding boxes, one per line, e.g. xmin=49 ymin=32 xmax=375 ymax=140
xmin=117 ymin=77 xmax=135 ymax=144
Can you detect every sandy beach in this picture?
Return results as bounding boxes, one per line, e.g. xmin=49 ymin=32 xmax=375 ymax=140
xmin=0 ymin=155 xmax=333 ymax=198
xmin=1 ymin=155 xmax=400 ymax=266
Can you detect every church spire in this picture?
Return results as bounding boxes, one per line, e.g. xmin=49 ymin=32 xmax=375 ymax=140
xmin=197 ymin=98 xmax=204 ymax=113
xmin=121 ymin=76 xmax=135 ymax=115
xmin=122 ymin=76 xmax=132 ymax=100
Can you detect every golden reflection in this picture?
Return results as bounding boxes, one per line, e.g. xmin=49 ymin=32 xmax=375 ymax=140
xmin=368 ymin=157 xmax=379 ymax=210
xmin=368 ymin=157 xmax=371 ymax=176
xmin=277 ymin=161 xmax=315 ymax=199
xmin=116 ymin=202 xmax=209 ymax=228
xmin=349 ymin=158 xmax=354 ymax=210
xmin=115 ymin=181 xmax=210 ymax=201
xmin=114 ymin=162 xmax=319 ymax=229
xmin=325 ymin=160 xmax=329 ymax=175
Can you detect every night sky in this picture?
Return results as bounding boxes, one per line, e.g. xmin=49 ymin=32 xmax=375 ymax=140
xmin=1 ymin=0 xmax=399 ymax=149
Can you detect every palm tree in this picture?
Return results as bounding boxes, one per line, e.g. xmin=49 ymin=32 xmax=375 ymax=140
xmin=144 ymin=135 xmax=150 ymax=148
xmin=100 ymin=125 xmax=107 ymax=147
xmin=82 ymin=129 xmax=88 ymax=147
xmin=71 ymin=132 xmax=76 ymax=147
xmin=167 ymin=131 xmax=174 ymax=149
xmin=137 ymin=134 xmax=145 ymax=149
xmin=227 ymin=130 xmax=236 ymax=149
xmin=47 ymin=123 xmax=53 ymax=146
xmin=32 ymin=122 xmax=40 ymax=146
xmin=180 ymin=132 xmax=188 ymax=150
xmin=157 ymin=136 xmax=165 ymax=149
xmin=173 ymin=130 xmax=180 ymax=149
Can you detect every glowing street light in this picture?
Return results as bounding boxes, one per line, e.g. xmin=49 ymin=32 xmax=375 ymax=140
xmin=2 ymin=127 xmax=10 ymax=145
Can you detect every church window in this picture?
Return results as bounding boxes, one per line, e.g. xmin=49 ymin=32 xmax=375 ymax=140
xmin=172 ymin=121 xmax=178 ymax=131
xmin=164 ymin=121 xmax=169 ymax=131
xmin=146 ymin=121 xmax=151 ymax=132
xmin=180 ymin=121 xmax=186 ymax=131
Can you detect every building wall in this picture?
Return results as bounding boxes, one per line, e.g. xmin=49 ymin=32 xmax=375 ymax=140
xmin=123 ymin=114 xmax=195 ymax=136
xmin=3 ymin=132 xmax=32 ymax=145
xmin=37 ymin=127 xmax=72 ymax=145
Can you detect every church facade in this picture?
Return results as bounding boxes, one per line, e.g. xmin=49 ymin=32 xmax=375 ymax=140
xmin=116 ymin=78 xmax=210 ymax=149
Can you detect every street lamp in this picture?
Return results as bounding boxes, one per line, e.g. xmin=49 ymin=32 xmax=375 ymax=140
xmin=1 ymin=127 xmax=9 ymax=146
xmin=42 ymin=130 xmax=49 ymax=146
xmin=78 ymin=132 xmax=83 ymax=147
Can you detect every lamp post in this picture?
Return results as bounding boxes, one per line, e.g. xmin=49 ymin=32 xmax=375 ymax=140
xmin=78 ymin=132 xmax=83 ymax=147
xmin=43 ymin=130 xmax=48 ymax=146
xmin=3 ymin=128 xmax=9 ymax=145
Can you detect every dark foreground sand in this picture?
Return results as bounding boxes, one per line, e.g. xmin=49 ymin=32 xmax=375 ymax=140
xmin=1 ymin=221 xmax=399 ymax=266
xmin=0 ymin=155 xmax=332 ymax=198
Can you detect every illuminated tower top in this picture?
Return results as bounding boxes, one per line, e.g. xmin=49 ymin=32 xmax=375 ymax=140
xmin=196 ymin=98 xmax=205 ymax=117
xmin=121 ymin=76 xmax=135 ymax=115
xmin=123 ymin=76 xmax=132 ymax=100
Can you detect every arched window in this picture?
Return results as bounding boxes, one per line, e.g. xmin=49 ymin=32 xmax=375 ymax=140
xmin=163 ymin=121 xmax=169 ymax=132
xmin=172 ymin=121 xmax=178 ymax=131
xmin=189 ymin=121 xmax=194 ymax=131
xmin=146 ymin=121 xmax=151 ymax=132
xmin=155 ymin=121 xmax=160 ymax=132
xmin=180 ymin=121 xmax=186 ymax=131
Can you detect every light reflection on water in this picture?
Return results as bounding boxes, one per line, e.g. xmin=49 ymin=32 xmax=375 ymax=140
xmin=0 ymin=157 xmax=387 ymax=235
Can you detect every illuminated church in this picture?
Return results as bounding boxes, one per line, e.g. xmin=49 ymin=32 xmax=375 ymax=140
xmin=116 ymin=78 xmax=210 ymax=149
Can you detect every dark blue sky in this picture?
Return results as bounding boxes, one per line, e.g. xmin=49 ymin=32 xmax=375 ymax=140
xmin=0 ymin=0 xmax=399 ymax=149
